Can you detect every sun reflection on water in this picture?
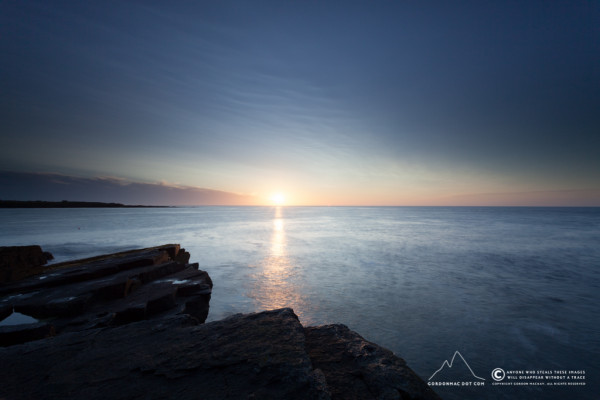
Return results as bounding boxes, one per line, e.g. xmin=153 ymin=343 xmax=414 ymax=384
xmin=249 ymin=206 xmax=307 ymax=320
xmin=271 ymin=218 xmax=285 ymax=257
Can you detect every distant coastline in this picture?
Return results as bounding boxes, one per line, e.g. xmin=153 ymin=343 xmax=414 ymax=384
xmin=0 ymin=200 xmax=166 ymax=208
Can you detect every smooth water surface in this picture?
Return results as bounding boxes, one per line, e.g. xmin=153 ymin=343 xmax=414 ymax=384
xmin=1 ymin=206 xmax=598 ymax=399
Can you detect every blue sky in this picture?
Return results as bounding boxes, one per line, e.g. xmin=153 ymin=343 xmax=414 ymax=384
xmin=1 ymin=1 xmax=599 ymax=205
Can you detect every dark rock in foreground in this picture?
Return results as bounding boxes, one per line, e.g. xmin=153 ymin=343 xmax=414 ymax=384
xmin=0 ymin=309 xmax=328 ymax=400
xmin=306 ymin=324 xmax=440 ymax=399
xmin=0 ymin=245 xmax=53 ymax=283
xmin=0 ymin=244 xmax=212 ymax=345
xmin=0 ymin=308 xmax=439 ymax=400
xmin=0 ymin=246 xmax=440 ymax=399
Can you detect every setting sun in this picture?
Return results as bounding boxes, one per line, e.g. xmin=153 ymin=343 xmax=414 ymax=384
xmin=270 ymin=193 xmax=285 ymax=205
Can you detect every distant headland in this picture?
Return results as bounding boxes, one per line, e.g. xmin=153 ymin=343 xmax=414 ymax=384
xmin=0 ymin=200 xmax=165 ymax=208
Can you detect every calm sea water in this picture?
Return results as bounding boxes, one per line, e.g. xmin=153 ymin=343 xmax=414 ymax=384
xmin=1 ymin=206 xmax=598 ymax=399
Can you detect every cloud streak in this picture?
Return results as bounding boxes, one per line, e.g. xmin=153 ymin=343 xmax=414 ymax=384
xmin=439 ymin=189 xmax=600 ymax=207
xmin=0 ymin=172 xmax=256 ymax=206
xmin=1 ymin=2 xmax=598 ymax=205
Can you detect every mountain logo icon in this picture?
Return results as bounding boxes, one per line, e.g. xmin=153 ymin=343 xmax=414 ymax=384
xmin=428 ymin=351 xmax=486 ymax=381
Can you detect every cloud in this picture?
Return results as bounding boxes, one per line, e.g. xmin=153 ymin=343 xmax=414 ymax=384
xmin=0 ymin=171 xmax=256 ymax=206
xmin=439 ymin=189 xmax=600 ymax=207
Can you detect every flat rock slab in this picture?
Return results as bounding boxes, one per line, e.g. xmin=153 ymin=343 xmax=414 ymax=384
xmin=0 ymin=245 xmax=212 ymax=344
xmin=0 ymin=245 xmax=176 ymax=297
xmin=0 ymin=245 xmax=53 ymax=283
xmin=0 ymin=321 xmax=55 ymax=347
xmin=0 ymin=308 xmax=329 ymax=400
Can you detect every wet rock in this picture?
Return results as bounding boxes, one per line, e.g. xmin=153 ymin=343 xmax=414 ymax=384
xmin=15 ymin=292 xmax=93 ymax=319
xmin=0 ymin=247 xmax=172 ymax=297
xmin=0 ymin=321 xmax=55 ymax=347
xmin=0 ymin=245 xmax=213 ymax=341
xmin=178 ymin=281 xmax=212 ymax=296
xmin=9 ymin=261 xmax=188 ymax=321
xmin=173 ymin=247 xmax=191 ymax=264
xmin=305 ymin=324 xmax=441 ymax=400
xmin=0 ymin=304 xmax=11 ymax=321
xmin=0 ymin=245 xmax=53 ymax=283
xmin=182 ymin=293 xmax=211 ymax=321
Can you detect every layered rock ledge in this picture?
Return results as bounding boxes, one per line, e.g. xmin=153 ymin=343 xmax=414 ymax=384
xmin=0 ymin=245 xmax=54 ymax=283
xmin=0 ymin=245 xmax=440 ymax=400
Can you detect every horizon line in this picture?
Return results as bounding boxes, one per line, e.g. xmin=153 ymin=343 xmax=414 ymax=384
xmin=7 ymin=204 xmax=597 ymax=208
xmin=2 ymin=200 xmax=599 ymax=208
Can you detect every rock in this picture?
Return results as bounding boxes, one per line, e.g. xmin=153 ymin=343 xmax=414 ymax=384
xmin=0 ymin=308 xmax=330 ymax=400
xmin=305 ymin=324 xmax=442 ymax=400
xmin=0 ymin=306 xmax=439 ymax=399
xmin=0 ymin=303 xmax=11 ymax=321
xmin=15 ymin=292 xmax=93 ymax=319
xmin=10 ymin=261 xmax=187 ymax=320
xmin=173 ymin=247 xmax=191 ymax=264
xmin=0 ymin=245 xmax=440 ymax=399
xmin=0 ymin=247 xmax=172 ymax=297
xmin=0 ymin=245 xmax=213 ymax=341
xmin=0 ymin=322 xmax=55 ymax=347
xmin=0 ymin=245 xmax=53 ymax=283
xmin=182 ymin=293 xmax=211 ymax=322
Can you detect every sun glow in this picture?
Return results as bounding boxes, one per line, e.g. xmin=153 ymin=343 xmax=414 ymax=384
xmin=270 ymin=193 xmax=286 ymax=205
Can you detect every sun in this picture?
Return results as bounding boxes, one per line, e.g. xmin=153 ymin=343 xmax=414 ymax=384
xmin=270 ymin=193 xmax=286 ymax=206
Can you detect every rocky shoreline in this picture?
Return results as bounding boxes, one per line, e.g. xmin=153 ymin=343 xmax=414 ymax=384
xmin=0 ymin=245 xmax=440 ymax=399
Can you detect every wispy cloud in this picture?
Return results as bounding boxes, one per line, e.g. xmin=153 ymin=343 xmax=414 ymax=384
xmin=0 ymin=171 xmax=256 ymax=206
xmin=2 ymin=2 xmax=598 ymax=205
xmin=439 ymin=189 xmax=600 ymax=207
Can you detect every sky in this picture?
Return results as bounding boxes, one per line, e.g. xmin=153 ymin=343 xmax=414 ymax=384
xmin=1 ymin=0 xmax=599 ymax=206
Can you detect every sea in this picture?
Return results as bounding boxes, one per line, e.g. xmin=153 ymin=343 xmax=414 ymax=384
xmin=1 ymin=206 xmax=598 ymax=400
